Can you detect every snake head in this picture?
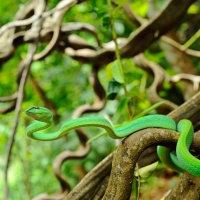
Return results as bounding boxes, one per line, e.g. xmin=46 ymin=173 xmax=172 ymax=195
xmin=25 ymin=106 xmax=53 ymax=123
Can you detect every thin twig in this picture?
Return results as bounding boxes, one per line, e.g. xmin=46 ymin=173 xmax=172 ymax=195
xmin=0 ymin=93 xmax=17 ymax=102
xmin=184 ymin=29 xmax=200 ymax=49
xmin=0 ymin=0 xmax=45 ymax=36
xmin=161 ymin=36 xmax=200 ymax=58
xmin=107 ymin=0 xmax=133 ymax=118
xmin=4 ymin=43 xmax=37 ymax=200
xmin=170 ymin=73 xmax=200 ymax=91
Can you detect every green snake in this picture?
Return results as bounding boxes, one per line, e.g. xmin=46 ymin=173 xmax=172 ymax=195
xmin=25 ymin=106 xmax=200 ymax=177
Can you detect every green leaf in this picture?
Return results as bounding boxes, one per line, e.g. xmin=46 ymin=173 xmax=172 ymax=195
xmin=102 ymin=15 xmax=110 ymax=28
xmin=115 ymin=0 xmax=129 ymax=8
xmin=116 ymin=97 xmax=129 ymax=113
xmin=187 ymin=4 xmax=199 ymax=14
xmin=133 ymin=101 xmax=165 ymax=120
xmin=132 ymin=178 xmax=139 ymax=200
xmin=134 ymin=162 xmax=158 ymax=182
xmin=107 ymin=78 xmax=122 ymax=100
xmin=106 ymin=62 xmax=113 ymax=81
xmin=87 ymin=131 xmax=107 ymax=143
xmin=130 ymin=1 xmax=148 ymax=17
xmin=115 ymin=0 xmax=128 ymax=5
xmin=111 ymin=60 xmax=124 ymax=83
xmin=112 ymin=97 xmax=130 ymax=122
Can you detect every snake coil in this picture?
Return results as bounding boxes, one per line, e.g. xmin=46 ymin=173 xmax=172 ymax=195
xmin=25 ymin=106 xmax=200 ymax=177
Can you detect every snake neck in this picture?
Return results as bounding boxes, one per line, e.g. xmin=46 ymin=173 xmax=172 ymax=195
xmin=26 ymin=121 xmax=52 ymax=139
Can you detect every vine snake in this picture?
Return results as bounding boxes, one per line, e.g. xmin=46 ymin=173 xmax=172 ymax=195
xmin=25 ymin=106 xmax=200 ymax=177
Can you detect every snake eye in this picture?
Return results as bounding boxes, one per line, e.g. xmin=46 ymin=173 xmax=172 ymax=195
xmin=34 ymin=107 xmax=39 ymax=109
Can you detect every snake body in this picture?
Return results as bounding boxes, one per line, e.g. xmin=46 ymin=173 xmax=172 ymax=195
xmin=176 ymin=120 xmax=200 ymax=176
xmin=25 ymin=106 xmax=200 ymax=177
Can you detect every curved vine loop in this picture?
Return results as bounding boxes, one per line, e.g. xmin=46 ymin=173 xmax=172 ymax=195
xmin=134 ymin=53 xmax=178 ymax=113
xmin=0 ymin=0 xmax=46 ymax=113
xmin=33 ymin=0 xmax=78 ymax=61
xmin=0 ymin=0 xmax=46 ymax=64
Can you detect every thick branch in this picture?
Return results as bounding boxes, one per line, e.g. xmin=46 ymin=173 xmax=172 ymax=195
xmin=103 ymin=128 xmax=179 ymax=200
xmin=134 ymin=53 xmax=178 ymax=113
xmin=165 ymin=171 xmax=200 ymax=200
xmin=120 ymin=0 xmax=195 ymax=57
xmin=64 ymin=153 xmax=113 ymax=200
xmin=65 ymin=0 xmax=195 ymax=65
xmin=63 ymin=90 xmax=200 ymax=199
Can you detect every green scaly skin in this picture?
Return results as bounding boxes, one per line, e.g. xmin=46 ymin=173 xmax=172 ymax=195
xmin=176 ymin=120 xmax=200 ymax=176
xmin=25 ymin=106 xmax=200 ymax=177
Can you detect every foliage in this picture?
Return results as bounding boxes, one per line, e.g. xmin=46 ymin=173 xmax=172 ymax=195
xmin=0 ymin=0 xmax=200 ymax=199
